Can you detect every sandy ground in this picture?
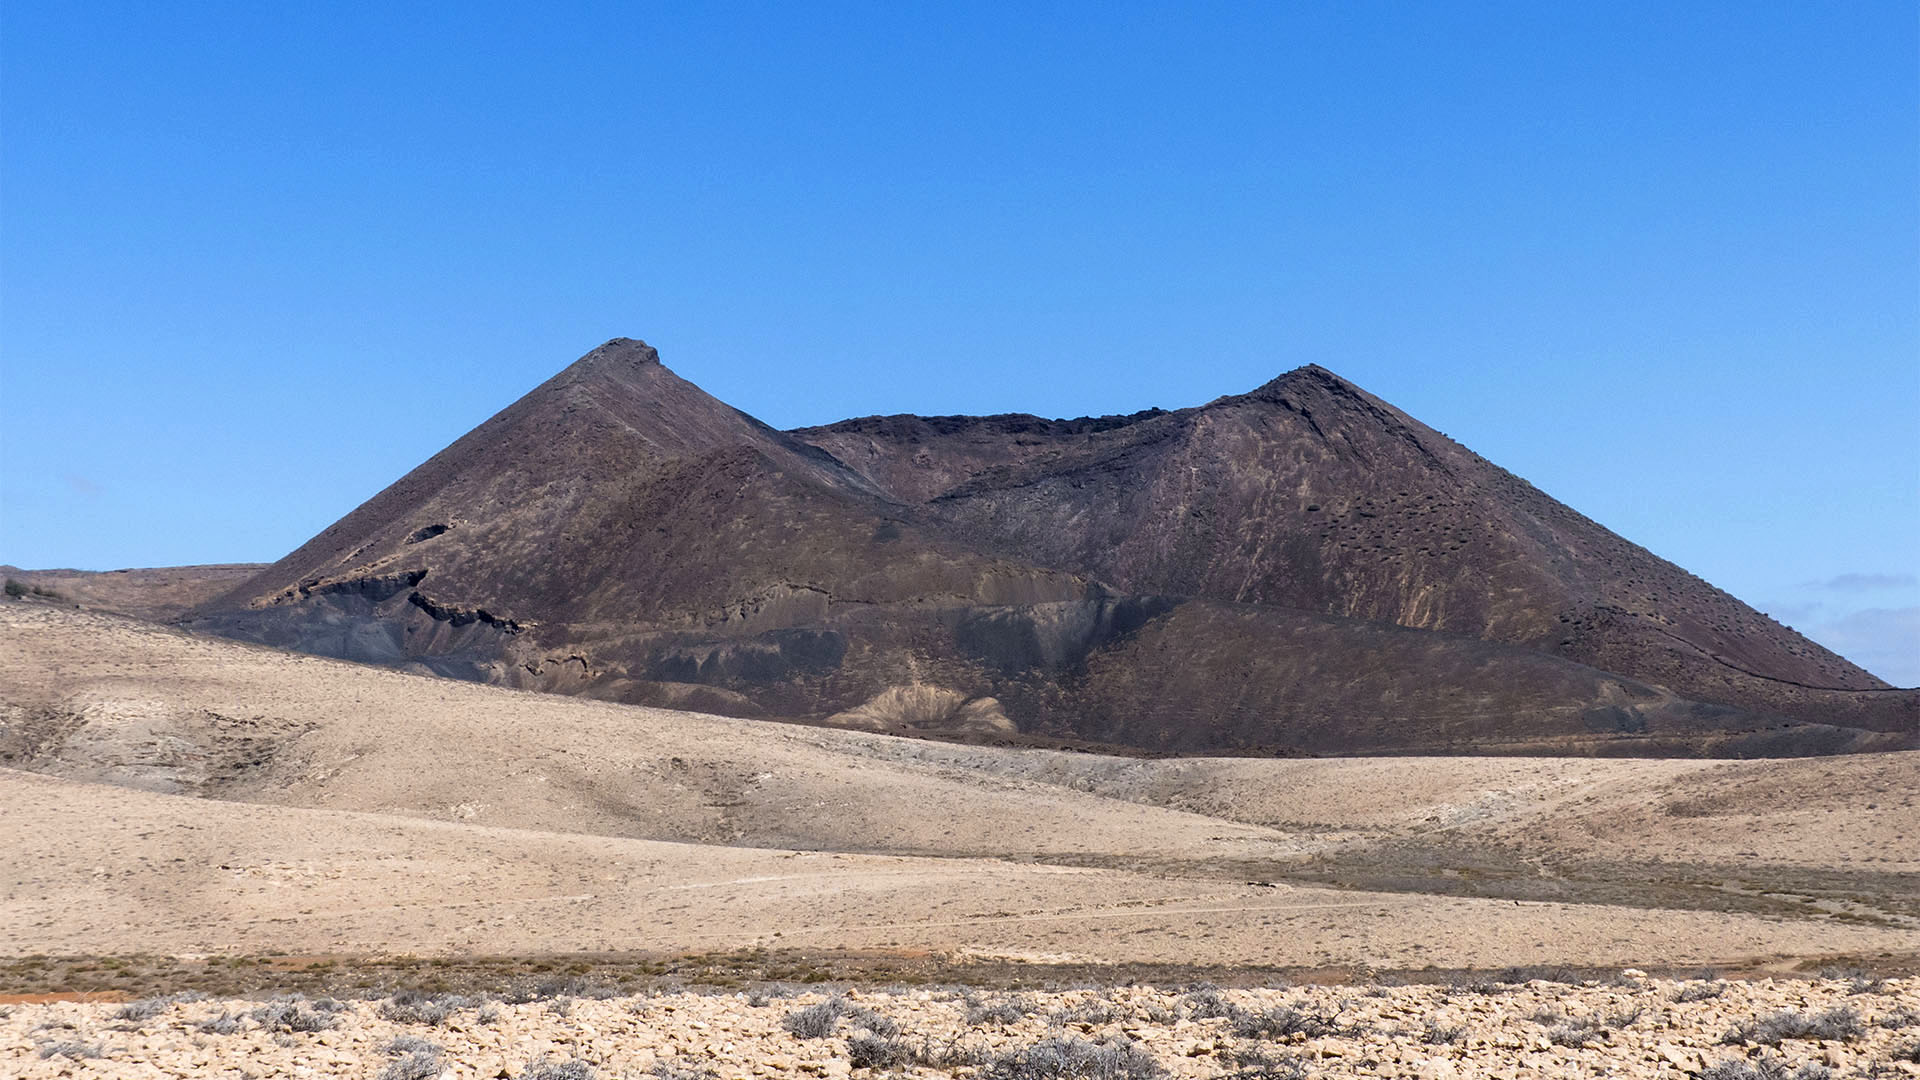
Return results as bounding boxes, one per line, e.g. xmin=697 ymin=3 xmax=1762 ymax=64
xmin=3 ymin=767 xmax=1913 ymax=971
xmin=0 ymin=602 xmax=1916 ymax=976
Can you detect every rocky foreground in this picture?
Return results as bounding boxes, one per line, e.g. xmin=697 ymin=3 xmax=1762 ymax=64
xmin=4 ymin=975 xmax=1917 ymax=1079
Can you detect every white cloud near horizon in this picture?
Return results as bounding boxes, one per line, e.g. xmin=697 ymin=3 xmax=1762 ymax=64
xmin=1807 ymin=572 xmax=1919 ymax=592
xmin=1796 ymin=606 xmax=1920 ymax=688
xmin=1760 ymin=568 xmax=1920 ymax=687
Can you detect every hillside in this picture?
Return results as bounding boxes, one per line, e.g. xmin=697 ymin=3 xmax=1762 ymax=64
xmin=178 ymin=338 xmax=1914 ymax=756
xmin=2 ymin=602 xmax=1914 ymax=968
xmin=797 ymin=367 xmax=1904 ymax=727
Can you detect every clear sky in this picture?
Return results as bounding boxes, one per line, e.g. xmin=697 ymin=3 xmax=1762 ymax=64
xmin=3 ymin=3 xmax=1916 ymax=684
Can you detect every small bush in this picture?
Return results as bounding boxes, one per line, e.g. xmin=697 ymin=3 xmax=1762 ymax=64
xmin=746 ymin=983 xmax=800 ymax=1008
xmin=846 ymin=1004 xmax=899 ymax=1038
xmin=1878 ymin=1008 xmax=1920 ymax=1030
xmin=781 ymin=995 xmax=894 ymax=1040
xmin=784 ymin=999 xmax=843 ymax=1039
xmin=114 ymin=997 xmax=171 ymax=1022
xmin=847 ymin=1033 xmax=913 ymax=1069
xmin=1220 ymin=1046 xmax=1312 ymax=1079
xmin=1135 ymin=1001 xmax=1176 ymax=1025
xmin=505 ymin=975 xmax=618 ymax=1004
xmin=37 ymin=1040 xmax=105 ymax=1060
xmin=1219 ymin=1054 xmax=1310 ymax=1080
xmin=1700 ymin=1058 xmax=1833 ymax=1080
xmin=251 ymin=999 xmax=337 ymax=1032
xmin=1179 ymin=985 xmax=1237 ymax=1020
xmin=379 ymin=1049 xmax=445 ymax=1080
xmin=984 ymin=1035 xmax=1165 ymax=1080
xmin=113 ymin=990 xmax=207 ymax=1023
xmin=1051 ymin=1000 xmax=1121 ymax=1027
xmin=1230 ymin=1005 xmax=1337 ymax=1040
xmin=969 ymin=994 xmax=1037 ymax=1026
xmin=1545 ymin=1021 xmax=1598 ymax=1048
xmin=859 ymin=1031 xmax=989 ymax=1070
xmin=1723 ymin=1007 xmax=1862 ymax=1046
xmin=1496 ymin=965 xmax=1583 ymax=985
xmin=194 ymin=1011 xmax=243 ymax=1035
xmin=1817 ymin=966 xmax=1885 ymax=995
xmin=384 ymin=1035 xmax=443 ymax=1057
xmin=1608 ymin=1004 xmax=1645 ymax=1028
xmin=520 ymin=1061 xmax=596 ymax=1080
xmin=379 ymin=990 xmax=477 ymax=1026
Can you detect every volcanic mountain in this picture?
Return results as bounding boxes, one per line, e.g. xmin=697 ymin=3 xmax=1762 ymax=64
xmin=188 ymin=339 xmax=1916 ymax=756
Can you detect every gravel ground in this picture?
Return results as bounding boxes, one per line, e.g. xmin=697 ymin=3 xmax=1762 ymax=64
xmin=4 ymin=975 xmax=1916 ymax=1079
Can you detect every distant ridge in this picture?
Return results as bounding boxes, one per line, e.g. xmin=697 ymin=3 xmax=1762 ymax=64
xmin=183 ymin=339 xmax=1916 ymax=757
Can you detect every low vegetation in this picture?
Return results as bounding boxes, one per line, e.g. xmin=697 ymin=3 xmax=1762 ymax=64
xmin=518 ymin=1061 xmax=596 ymax=1080
xmin=36 ymin=1039 xmax=105 ymax=1060
xmin=249 ymin=996 xmax=342 ymax=1032
xmin=782 ymin=994 xmax=897 ymax=1040
xmin=112 ymin=991 xmax=204 ymax=1022
xmin=6 ymin=974 xmax=1915 ymax=1077
xmin=1229 ymin=1004 xmax=1339 ymax=1040
xmin=1722 ymin=1007 xmax=1863 ymax=1047
xmin=1699 ymin=1059 xmax=1833 ymax=1080
xmin=3 ymin=578 xmax=64 ymax=601
xmin=981 ymin=1035 xmax=1164 ymax=1080
xmin=968 ymin=993 xmax=1038 ymax=1026
xmin=377 ymin=989 xmax=488 ymax=1026
xmin=379 ymin=1043 xmax=447 ymax=1080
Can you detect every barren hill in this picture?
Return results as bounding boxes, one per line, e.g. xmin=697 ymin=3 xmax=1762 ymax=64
xmin=2 ymin=602 xmax=1914 ymax=968
xmin=0 ymin=563 xmax=259 ymax=621
xmin=181 ymin=338 xmax=1914 ymax=756
xmin=797 ymin=366 xmax=1905 ymax=727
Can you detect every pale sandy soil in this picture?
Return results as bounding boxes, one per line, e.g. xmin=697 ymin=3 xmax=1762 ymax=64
xmin=0 ymin=601 xmax=1915 ymax=975
xmin=4 ymin=767 xmax=1912 ymax=970
xmin=4 ymin=977 xmax=1917 ymax=1079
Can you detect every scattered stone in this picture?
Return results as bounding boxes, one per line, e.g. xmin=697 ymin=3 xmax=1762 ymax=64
xmin=0 ymin=976 xmax=1913 ymax=1078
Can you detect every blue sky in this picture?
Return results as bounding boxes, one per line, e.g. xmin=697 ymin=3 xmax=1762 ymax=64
xmin=2 ymin=2 xmax=1915 ymax=683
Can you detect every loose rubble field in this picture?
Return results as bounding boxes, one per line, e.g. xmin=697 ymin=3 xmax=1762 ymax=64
xmin=5 ymin=974 xmax=1917 ymax=1079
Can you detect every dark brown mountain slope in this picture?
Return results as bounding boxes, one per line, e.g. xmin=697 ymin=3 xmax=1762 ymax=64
xmin=795 ymin=366 xmax=1913 ymax=733
xmin=183 ymin=339 xmax=1914 ymax=756
xmin=190 ymin=339 xmax=1095 ymax=711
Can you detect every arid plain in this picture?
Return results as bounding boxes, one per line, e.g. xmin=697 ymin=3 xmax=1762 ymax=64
xmin=2 ymin=600 xmax=1919 ymax=1076
xmin=2 ymin=599 xmax=1915 ymax=970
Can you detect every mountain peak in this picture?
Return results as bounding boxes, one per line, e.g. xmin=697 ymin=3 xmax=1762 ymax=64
xmin=1245 ymin=363 xmax=1359 ymax=398
xmin=548 ymin=337 xmax=672 ymax=397
xmin=576 ymin=337 xmax=661 ymax=369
